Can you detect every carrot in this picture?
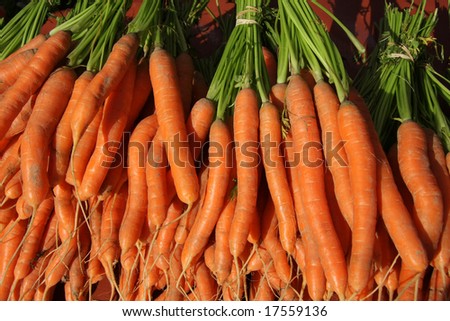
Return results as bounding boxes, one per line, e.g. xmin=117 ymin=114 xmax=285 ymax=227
xmin=185 ymin=98 xmax=216 ymax=162
xmin=387 ymin=143 xmax=415 ymax=213
xmin=373 ymin=220 xmax=400 ymax=301
xmin=214 ymin=194 xmax=236 ymax=285
xmin=0 ymin=49 xmax=38 ymax=95
xmin=71 ymin=33 xmax=139 ymax=146
xmin=49 ymin=71 xmax=94 ymax=187
xmin=154 ymin=197 xmax=184 ymax=271
xmin=284 ymin=130 xmax=324 ymax=299
xmin=349 ymin=88 xmax=428 ymax=273
xmin=397 ymin=120 xmax=444 ymax=260
xmin=324 ymin=169 xmax=352 ymax=255
xmin=314 ymin=80 xmax=353 ymax=228
xmin=174 ymin=165 xmax=209 ymax=246
xmin=269 ymin=83 xmax=287 ymax=112
xmin=43 ymin=227 xmax=78 ymax=292
xmin=4 ymin=170 xmax=22 ymax=201
xmin=53 ymin=181 xmax=76 ymax=243
xmin=78 ymin=58 xmax=137 ymax=201
xmin=191 ymin=260 xmax=218 ymax=301
xmin=222 ymin=258 xmax=245 ymax=301
xmin=259 ymin=101 xmax=296 ymax=254
xmin=0 ymin=219 xmax=28 ymax=300
xmin=0 ymin=136 xmax=22 ymax=197
xmin=149 ymin=47 xmax=199 ymax=206
xmin=176 ymin=52 xmax=195 ymax=119
xmin=19 ymin=242 xmax=55 ymax=301
xmin=425 ymin=129 xmax=450 ymax=274
xmin=119 ymin=246 xmax=139 ymax=301
xmin=0 ymin=33 xmax=47 ymax=65
xmin=0 ymin=30 xmax=72 ymax=139
xmin=338 ymin=100 xmax=377 ymax=295
xmin=66 ymin=105 xmax=103 ymax=188
xmin=396 ymin=264 xmax=425 ymax=301
xmin=0 ymin=206 xmax=17 ymax=234
xmin=262 ymin=47 xmax=277 ymax=87
xmin=165 ymin=245 xmax=185 ymax=301
xmin=97 ymin=148 xmax=126 ymax=201
xmin=119 ymin=115 xmax=158 ymax=258
xmin=21 ymin=67 xmax=76 ymax=212
xmin=125 ymin=57 xmax=153 ymax=132
xmin=250 ymin=271 xmax=276 ymax=301
xmin=0 ymin=94 xmax=35 ymax=152
xmin=67 ymin=222 xmax=91 ymax=301
xmin=260 ymin=196 xmax=292 ymax=285
xmin=13 ymin=196 xmax=54 ymax=285
xmin=182 ymin=119 xmax=233 ymax=269
xmin=86 ymin=197 xmax=105 ymax=285
xmin=146 ymin=130 xmax=169 ymax=228
xmin=229 ymin=88 xmax=260 ymax=258
xmin=427 ymin=267 xmax=449 ymax=301
xmin=286 ymin=74 xmax=347 ymax=299
xmin=98 ymin=181 xmax=128 ymax=300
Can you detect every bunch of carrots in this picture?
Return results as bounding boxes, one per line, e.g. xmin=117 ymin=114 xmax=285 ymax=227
xmin=0 ymin=0 xmax=449 ymax=301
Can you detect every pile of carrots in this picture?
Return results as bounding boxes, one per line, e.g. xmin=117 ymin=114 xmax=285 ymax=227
xmin=0 ymin=0 xmax=449 ymax=301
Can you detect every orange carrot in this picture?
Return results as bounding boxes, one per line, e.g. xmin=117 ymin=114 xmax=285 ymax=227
xmin=229 ymin=88 xmax=260 ymax=258
xmin=174 ymin=165 xmax=209 ymax=247
xmin=324 ymin=169 xmax=352 ymax=255
xmin=21 ymin=67 xmax=76 ymax=211
xmin=286 ymin=74 xmax=347 ymax=299
xmin=125 ymin=57 xmax=153 ymax=131
xmin=71 ymin=33 xmax=139 ymax=146
xmin=98 ymin=181 xmax=128 ymax=299
xmin=338 ymin=100 xmax=377 ymax=295
xmin=0 ymin=94 xmax=35 ymax=152
xmin=191 ymin=260 xmax=218 ymax=301
xmin=49 ymin=71 xmax=94 ymax=187
xmin=0 ymin=31 xmax=72 ymax=139
xmin=67 ymin=222 xmax=91 ymax=301
xmin=425 ymin=129 xmax=450 ymax=274
xmin=4 ymin=170 xmax=22 ymax=201
xmin=260 ymin=196 xmax=292 ymax=285
xmin=86 ymin=197 xmax=105 ymax=285
xmin=78 ymin=58 xmax=137 ymax=201
xmin=185 ymin=98 xmax=215 ymax=162
xmin=0 ymin=49 xmax=38 ymax=95
xmin=0 ymin=206 xmax=17 ymax=234
xmin=154 ymin=197 xmax=184 ymax=271
xmin=260 ymin=101 xmax=296 ymax=254
xmin=285 ymin=132 xmax=326 ymax=301
xmin=250 ymin=271 xmax=276 ymax=301
xmin=0 ymin=219 xmax=28 ymax=300
xmin=146 ymin=130 xmax=169 ymax=228
xmin=149 ymin=47 xmax=199 ymax=206
xmin=214 ymin=193 xmax=236 ymax=285
xmin=119 ymin=115 xmax=158 ymax=258
xmin=262 ymin=47 xmax=277 ymax=87
xmin=182 ymin=119 xmax=233 ymax=269
xmin=314 ymin=80 xmax=353 ymax=227
xmin=66 ymin=105 xmax=103 ymax=188
xmin=397 ymin=121 xmax=444 ymax=260
xmin=0 ymin=136 xmax=22 ymax=197
xmin=0 ymin=33 xmax=47 ymax=65
xmin=349 ymin=88 xmax=428 ymax=273
xmin=53 ymin=181 xmax=76 ymax=243
xmin=13 ymin=196 xmax=54 ymax=284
